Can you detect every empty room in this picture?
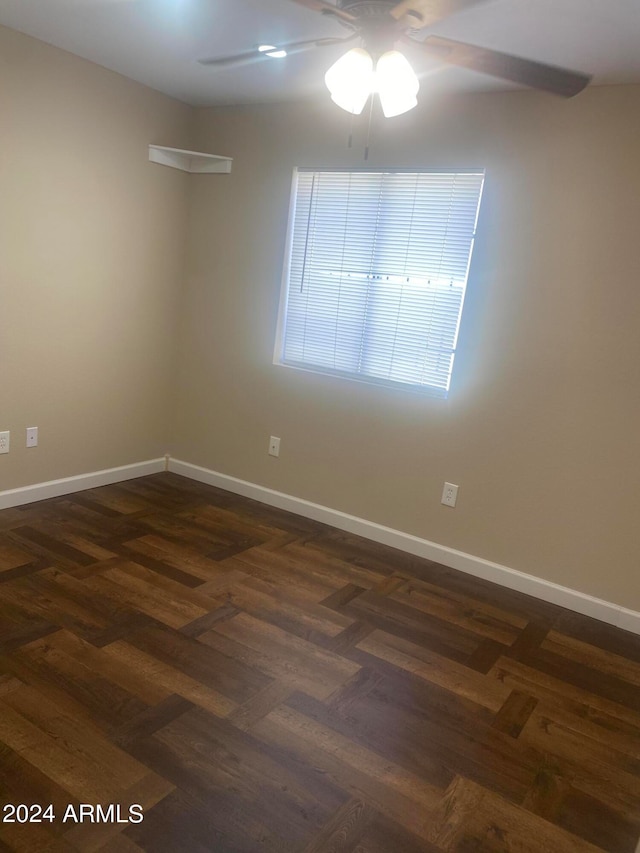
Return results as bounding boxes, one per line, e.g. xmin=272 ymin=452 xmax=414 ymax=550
xmin=1 ymin=0 xmax=639 ymax=850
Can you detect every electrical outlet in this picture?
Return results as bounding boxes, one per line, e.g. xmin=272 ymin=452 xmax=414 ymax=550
xmin=0 ymin=431 xmax=9 ymax=454
xmin=268 ymin=436 xmax=281 ymax=457
xmin=441 ymin=482 xmax=459 ymax=508
xmin=26 ymin=427 xmax=38 ymax=448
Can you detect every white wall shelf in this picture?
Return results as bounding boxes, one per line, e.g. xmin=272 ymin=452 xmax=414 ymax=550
xmin=148 ymin=145 xmax=232 ymax=174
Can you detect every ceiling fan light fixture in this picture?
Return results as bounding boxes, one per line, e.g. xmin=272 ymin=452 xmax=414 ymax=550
xmin=258 ymin=44 xmax=287 ymax=59
xmin=324 ymin=47 xmax=374 ymax=115
xmin=375 ymin=50 xmax=420 ymax=117
xmin=325 ymin=47 xmax=419 ymax=118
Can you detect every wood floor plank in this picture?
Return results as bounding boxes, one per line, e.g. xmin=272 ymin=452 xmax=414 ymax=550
xmin=122 ymin=533 xmax=231 ymax=581
xmin=355 ymin=628 xmax=512 ymax=712
xmin=491 ymin=689 xmax=538 ymax=738
xmin=353 ymin=813 xmax=441 ymax=852
xmin=388 ymin=578 xmax=525 ymax=645
xmin=128 ymin=621 xmax=271 ymax=704
xmin=287 ymin=672 xmax=546 ymax=804
xmin=145 ymin=709 xmax=344 ymax=852
xmin=428 ymin=775 xmax=605 ymax=852
xmin=82 ymin=567 xmax=207 ymax=630
xmin=7 ymin=638 xmax=150 ymax=729
xmin=75 ymin=485 xmax=153 ymax=516
xmin=202 ymin=611 xmax=360 ymax=699
xmin=301 ymin=798 xmax=375 ymax=853
xmin=7 ymin=526 xmax=96 ymax=569
xmin=224 ymin=574 xmax=354 ymax=641
xmin=0 ymin=575 xmax=106 ymax=637
xmin=232 ymin=546 xmax=346 ymax=600
xmin=520 ymin=707 xmax=640 ymax=822
xmin=279 ymin=540 xmax=389 ymax=590
xmin=227 ymin=680 xmax=294 ymax=731
xmin=0 ymin=695 xmax=141 ymax=802
xmin=0 ymin=538 xmax=33 ymax=572
xmin=0 ymin=821 xmax=73 ymax=853
xmin=94 ymin=835 xmax=146 ymax=853
xmin=0 ymin=471 xmax=637 ymax=852
xmin=553 ymin=610 xmax=640 ymax=662
xmin=130 ymin=510 xmax=242 ymax=554
xmin=61 ymin=772 xmax=174 ymax=852
xmin=338 ymin=588 xmax=480 ymax=663
xmin=100 ymin=639 xmax=238 ymax=717
xmin=3 ymin=683 xmax=151 ymax=784
xmin=519 ymin=646 xmax=640 ymax=712
xmin=543 ymin=629 xmax=640 ymax=686
xmin=37 ymin=629 xmax=170 ymax=705
xmin=108 ymin=560 xmax=222 ymax=612
xmin=490 ymin=654 xmax=640 ymax=731
xmin=253 ymin=703 xmax=444 ymax=840
xmin=0 ymin=738 xmax=81 ymax=837
xmin=25 ymin=566 xmax=150 ymax=639
xmin=0 ymin=614 xmax=57 ymax=654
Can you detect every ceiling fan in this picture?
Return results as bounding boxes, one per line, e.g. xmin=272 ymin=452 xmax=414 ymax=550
xmin=199 ymin=0 xmax=591 ymax=117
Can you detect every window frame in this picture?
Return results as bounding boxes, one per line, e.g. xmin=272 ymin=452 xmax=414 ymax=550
xmin=273 ymin=166 xmax=485 ymax=398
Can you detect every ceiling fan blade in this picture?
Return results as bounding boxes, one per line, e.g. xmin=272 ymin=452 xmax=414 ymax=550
xmin=198 ymin=35 xmax=354 ymax=68
xmin=390 ymin=0 xmax=486 ymax=27
xmin=285 ymin=0 xmax=357 ymax=24
xmin=416 ymin=35 xmax=591 ymax=97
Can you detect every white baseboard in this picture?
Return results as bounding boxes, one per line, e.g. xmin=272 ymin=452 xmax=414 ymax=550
xmin=169 ymin=458 xmax=640 ymax=636
xmin=2 ymin=455 xmax=637 ymax=636
xmin=0 ymin=458 xmax=166 ymax=511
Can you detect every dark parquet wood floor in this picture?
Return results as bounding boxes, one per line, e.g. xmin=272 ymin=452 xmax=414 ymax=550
xmin=0 ymin=473 xmax=639 ymax=852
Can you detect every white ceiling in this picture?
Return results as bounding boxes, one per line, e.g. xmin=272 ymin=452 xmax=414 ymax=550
xmin=0 ymin=0 xmax=639 ymax=107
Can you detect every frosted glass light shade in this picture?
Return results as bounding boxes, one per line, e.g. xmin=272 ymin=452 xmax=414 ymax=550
xmin=375 ymin=50 xmax=419 ymax=117
xmin=324 ymin=48 xmax=374 ymax=115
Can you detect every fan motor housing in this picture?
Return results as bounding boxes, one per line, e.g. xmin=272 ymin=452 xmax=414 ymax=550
xmin=337 ymin=0 xmax=397 ymax=17
xmin=335 ymin=0 xmax=414 ymax=50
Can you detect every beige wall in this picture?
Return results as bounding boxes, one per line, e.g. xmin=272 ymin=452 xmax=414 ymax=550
xmin=173 ymin=86 xmax=640 ymax=610
xmin=2 ymin=22 xmax=638 ymax=611
xmin=0 ymin=25 xmax=192 ymax=489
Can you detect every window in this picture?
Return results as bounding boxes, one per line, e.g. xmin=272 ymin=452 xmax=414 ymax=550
xmin=274 ymin=168 xmax=484 ymax=398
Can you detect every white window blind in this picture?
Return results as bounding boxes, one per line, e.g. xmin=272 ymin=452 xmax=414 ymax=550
xmin=275 ymin=168 xmax=484 ymax=397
